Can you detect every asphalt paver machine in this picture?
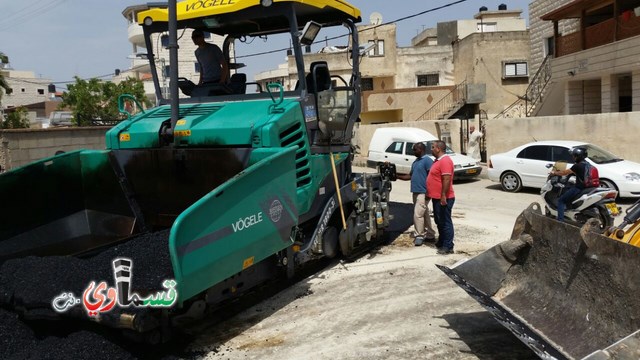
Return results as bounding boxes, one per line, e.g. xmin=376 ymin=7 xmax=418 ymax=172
xmin=0 ymin=0 xmax=395 ymax=343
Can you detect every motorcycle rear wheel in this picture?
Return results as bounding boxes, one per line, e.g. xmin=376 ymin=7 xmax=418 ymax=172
xmin=596 ymin=206 xmax=614 ymax=231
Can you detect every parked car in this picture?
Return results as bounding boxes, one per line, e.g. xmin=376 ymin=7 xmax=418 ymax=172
xmin=49 ymin=111 xmax=73 ymax=127
xmin=488 ymin=140 xmax=640 ymax=198
xmin=367 ymin=127 xmax=481 ymax=178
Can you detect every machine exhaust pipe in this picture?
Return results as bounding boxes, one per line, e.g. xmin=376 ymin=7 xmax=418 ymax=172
xmin=168 ymin=0 xmax=179 ymax=137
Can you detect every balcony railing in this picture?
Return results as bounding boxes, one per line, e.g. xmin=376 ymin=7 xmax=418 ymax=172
xmin=557 ymin=14 xmax=640 ymax=57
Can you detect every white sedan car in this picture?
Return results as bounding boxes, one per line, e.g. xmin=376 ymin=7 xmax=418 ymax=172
xmin=488 ymin=140 xmax=640 ymax=198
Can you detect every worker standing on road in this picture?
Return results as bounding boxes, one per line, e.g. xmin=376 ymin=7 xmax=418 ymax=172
xmin=427 ymin=140 xmax=455 ymax=255
xmin=396 ymin=142 xmax=437 ymax=246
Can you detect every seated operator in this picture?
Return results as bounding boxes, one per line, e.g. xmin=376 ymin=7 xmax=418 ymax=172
xmin=549 ymin=147 xmax=590 ymax=222
xmin=191 ymin=29 xmax=229 ymax=87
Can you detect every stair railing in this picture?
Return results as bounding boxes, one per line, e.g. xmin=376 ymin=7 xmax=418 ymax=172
xmin=494 ymin=55 xmax=552 ymax=119
xmin=417 ymin=79 xmax=467 ymax=121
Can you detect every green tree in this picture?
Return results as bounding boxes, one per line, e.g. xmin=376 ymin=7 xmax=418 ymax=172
xmin=0 ymin=52 xmax=10 ymax=101
xmin=60 ymin=76 xmax=151 ymax=126
xmin=1 ymin=106 xmax=30 ymax=129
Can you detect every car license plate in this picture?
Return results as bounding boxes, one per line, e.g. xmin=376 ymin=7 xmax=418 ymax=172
xmin=466 ymin=169 xmax=477 ymax=174
xmin=606 ymin=202 xmax=619 ymax=215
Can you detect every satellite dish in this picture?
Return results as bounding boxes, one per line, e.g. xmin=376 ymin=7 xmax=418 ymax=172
xmin=370 ymin=12 xmax=383 ymax=25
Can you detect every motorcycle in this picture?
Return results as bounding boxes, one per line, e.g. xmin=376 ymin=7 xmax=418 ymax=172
xmin=541 ymin=166 xmax=619 ymax=230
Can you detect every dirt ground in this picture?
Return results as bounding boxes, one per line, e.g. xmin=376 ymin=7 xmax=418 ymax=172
xmin=184 ymin=172 xmax=548 ymax=359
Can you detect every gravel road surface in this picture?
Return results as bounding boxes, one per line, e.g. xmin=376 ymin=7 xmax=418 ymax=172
xmin=185 ymin=171 xmax=550 ymax=359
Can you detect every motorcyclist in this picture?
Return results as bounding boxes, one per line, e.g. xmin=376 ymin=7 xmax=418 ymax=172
xmin=549 ymin=147 xmax=590 ymax=222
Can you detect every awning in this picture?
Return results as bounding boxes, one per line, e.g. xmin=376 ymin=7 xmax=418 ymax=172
xmin=541 ymin=0 xmax=614 ymax=21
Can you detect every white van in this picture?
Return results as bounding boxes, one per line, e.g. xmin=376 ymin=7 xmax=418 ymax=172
xmin=367 ymin=127 xmax=482 ymax=177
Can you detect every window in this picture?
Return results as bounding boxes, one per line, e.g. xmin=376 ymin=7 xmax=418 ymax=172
xmin=21 ymin=88 xmax=26 ymax=93
xmin=194 ymin=62 xmax=200 ymax=73
xmin=367 ymin=40 xmax=385 ymax=57
xmin=417 ymin=74 xmax=439 ymax=87
xmin=37 ymin=89 xmax=45 ymax=95
xmin=361 ymin=78 xmax=373 ymax=91
xmin=163 ymin=65 xmax=171 ymax=78
xmin=477 ymin=22 xmax=497 ymax=32
xmin=517 ymin=145 xmax=550 ymax=161
xmin=503 ymin=61 xmax=528 ymax=78
xmin=405 ymin=142 xmax=415 ymax=155
xmin=385 ymin=141 xmax=404 ymax=154
xmin=551 ymin=146 xmax=573 ymax=162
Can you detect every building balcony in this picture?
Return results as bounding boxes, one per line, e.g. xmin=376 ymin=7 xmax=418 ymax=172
xmin=128 ymin=22 xmax=145 ymax=47
xmin=556 ymin=14 xmax=640 ymax=57
xmin=543 ymin=0 xmax=640 ymax=58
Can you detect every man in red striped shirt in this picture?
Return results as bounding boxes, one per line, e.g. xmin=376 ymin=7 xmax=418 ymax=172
xmin=426 ymin=140 xmax=455 ymax=255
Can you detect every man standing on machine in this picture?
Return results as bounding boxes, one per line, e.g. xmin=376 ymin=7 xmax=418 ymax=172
xmin=192 ymin=29 xmax=229 ymax=86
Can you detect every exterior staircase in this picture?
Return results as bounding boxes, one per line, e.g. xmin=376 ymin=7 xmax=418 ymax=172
xmin=417 ymin=80 xmax=467 ymax=121
xmin=494 ymin=55 xmax=553 ymax=119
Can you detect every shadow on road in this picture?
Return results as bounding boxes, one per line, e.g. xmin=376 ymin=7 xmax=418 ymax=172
xmin=385 ymin=201 xmax=413 ymax=243
xmin=454 ymin=178 xmax=482 ymax=185
xmin=485 ymin=183 xmax=541 ymax=195
xmin=440 ymin=311 xmax=538 ymax=360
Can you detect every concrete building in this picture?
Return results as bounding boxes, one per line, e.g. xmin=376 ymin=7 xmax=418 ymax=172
xmin=0 ymin=65 xmax=58 ymax=127
xmin=528 ymin=0 xmax=640 ymax=116
xmin=452 ymin=29 xmax=530 ymax=117
xmin=0 ymin=67 xmax=53 ymax=111
xmin=255 ymin=6 xmax=529 ymax=124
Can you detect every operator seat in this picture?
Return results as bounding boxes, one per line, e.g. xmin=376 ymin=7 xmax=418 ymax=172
xmin=307 ymin=61 xmax=331 ymax=93
xmin=229 ymin=73 xmax=247 ymax=94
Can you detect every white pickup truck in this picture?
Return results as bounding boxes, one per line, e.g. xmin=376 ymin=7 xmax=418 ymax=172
xmin=367 ymin=127 xmax=482 ymax=177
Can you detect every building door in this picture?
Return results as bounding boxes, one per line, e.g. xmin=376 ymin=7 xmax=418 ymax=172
xmin=619 ymin=74 xmax=632 ymax=112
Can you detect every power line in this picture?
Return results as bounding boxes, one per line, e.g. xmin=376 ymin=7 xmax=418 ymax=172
xmin=0 ymin=0 xmax=69 ymax=32
xmin=236 ymin=0 xmax=470 ymax=59
xmin=0 ymin=2 xmax=52 ymax=25
xmin=7 ymin=73 xmax=115 ymax=86
xmin=28 ymin=0 xmax=470 ymax=84
xmin=5 ymin=77 xmax=52 ymax=86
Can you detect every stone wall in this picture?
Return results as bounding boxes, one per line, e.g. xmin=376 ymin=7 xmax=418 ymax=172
xmin=486 ymin=112 xmax=640 ymax=163
xmin=355 ymin=112 xmax=640 ymax=165
xmin=362 ymin=87 xmax=454 ymax=124
xmin=0 ymin=127 xmax=110 ymax=171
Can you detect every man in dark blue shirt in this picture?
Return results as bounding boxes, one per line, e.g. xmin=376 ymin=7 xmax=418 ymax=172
xmin=397 ymin=142 xmax=436 ymax=246
xmin=550 ymin=147 xmax=590 ymax=222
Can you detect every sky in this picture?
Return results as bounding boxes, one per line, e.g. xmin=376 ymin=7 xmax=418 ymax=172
xmin=0 ymin=0 xmax=530 ymax=88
